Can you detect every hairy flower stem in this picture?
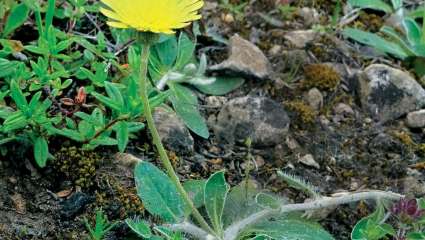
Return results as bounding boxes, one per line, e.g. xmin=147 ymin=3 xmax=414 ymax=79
xmin=223 ymin=190 xmax=403 ymax=240
xmin=138 ymin=37 xmax=216 ymax=236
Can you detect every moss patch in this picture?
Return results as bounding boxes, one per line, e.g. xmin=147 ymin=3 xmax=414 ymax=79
xmin=53 ymin=147 xmax=101 ymax=189
xmin=352 ymin=11 xmax=384 ymax=32
xmin=302 ymin=64 xmax=341 ymax=91
xmin=285 ymin=100 xmax=317 ymax=125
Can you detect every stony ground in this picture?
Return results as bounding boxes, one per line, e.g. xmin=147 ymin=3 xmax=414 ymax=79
xmin=1 ymin=0 xmax=425 ymax=239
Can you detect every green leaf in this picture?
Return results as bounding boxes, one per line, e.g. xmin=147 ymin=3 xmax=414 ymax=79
xmin=409 ymin=7 xmax=425 ymax=19
xmin=51 ymin=128 xmax=84 ymax=142
xmin=222 ymin=180 xmax=262 ymax=228
xmin=2 ymin=3 xmax=30 ymax=37
xmin=92 ymin=92 xmax=121 ymax=112
xmin=204 ymin=171 xmax=229 ymax=235
xmin=90 ymin=137 xmax=117 ymax=146
xmin=170 ymin=84 xmax=209 ymax=138
xmin=25 ymin=45 xmax=49 ymax=55
xmin=105 ymin=82 xmax=124 ymax=110
xmin=134 ymin=162 xmax=185 ymax=223
xmin=348 ymin=0 xmax=393 ymax=13
xmin=343 ymin=28 xmax=410 ymax=59
xmin=175 ymin=33 xmax=195 ymax=70
xmin=153 ymin=36 xmax=178 ymax=67
xmin=10 ymin=80 xmax=28 ymax=112
xmin=195 ymin=76 xmax=245 ymax=95
xmin=183 ymin=180 xmax=206 ymax=210
xmin=390 ymin=0 xmax=402 ymax=9
xmin=125 ymin=218 xmax=152 ymax=238
xmin=116 ymin=121 xmax=129 ymax=152
xmin=0 ymin=58 xmax=17 ymax=77
xmin=3 ymin=111 xmax=28 ymax=132
xmin=407 ymin=232 xmax=425 ymax=240
xmin=241 ymin=217 xmax=335 ymax=240
xmin=255 ymin=193 xmax=280 ymax=210
xmin=351 ymin=204 xmax=395 ymax=240
xmin=380 ymin=26 xmax=417 ymax=56
xmin=34 ymin=136 xmax=48 ymax=168
xmin=403 ymin=17 xmax=423 ymax=45
xmin=44 ymin=0 xmax=56 ymax=37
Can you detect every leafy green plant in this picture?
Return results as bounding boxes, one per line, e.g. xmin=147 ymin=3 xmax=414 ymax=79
xmin=352 ymin=198 xmax=425 ymax=240
xmin=126 ymin=161 xmax=403 ymax=240
xmin=128 ymin=162 xmax=336 ymax=240
xmin=0 ymin=1 xmax=30 ymax=38
xmin=218 ymin=0 xmax=249 ymax=21
xmin=343 ymin=3 xmax=425 ymax=76
xmin=348 ymin=0 xmax=403 ymax=14
xmin=0 ymin=0 xmax=167 ymax=166
xmin=84 ymin=209 xmax=118 ymax=240
xmin=148 ymin=32 xmax=244 ymax=139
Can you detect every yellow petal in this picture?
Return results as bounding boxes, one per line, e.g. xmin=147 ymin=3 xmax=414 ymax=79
xmin=99 ymin=0 xmax=204 ymax=34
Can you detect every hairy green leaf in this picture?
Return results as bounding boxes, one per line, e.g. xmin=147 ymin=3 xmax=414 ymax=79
xmin=348 ymin=0 xmax=393 ymax=13
xmin=134 ymin=162 xmax=185 ymax=223
xmin=205 ymin=171 xmax=229 ymax=235
xmin=196 ymin=77 xmax=245 ymax=95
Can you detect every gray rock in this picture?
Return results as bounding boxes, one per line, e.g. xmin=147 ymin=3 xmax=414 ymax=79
xmin=210 ymin=34 xmax=271 ymax=79
xmin=282 ymin=49 xmax=311 ymax=69
xmin=333 ymin=103 xmax=354 ymax=116
xmin=284 ymin=30 xmax=320 ymax=48
xmin=406 ymin=109 xmax=425 ymax=128
xmin=358 ymin=64 xmax=425 ymax=123
xmin=268 ymin=44 xmax=282 ymax=56
xmin=153 ymin=107 xmax=194 ymax=154
xmin=402 ymin=176 xmax=425 ymax=197
xmin=304 ymin=88 xmax=323 ymax=111
xmin=215 ymin=96 xmax=290 ymax=147
xmin=368 ymin=133 xmax=405 ymax=154
xmin=299 ymin=154 xmax=320 ymax=169
xmin=205 ymin=96 xmax=228 ymax=109
xmin=298 ymin=7 xmax=320 ymax=27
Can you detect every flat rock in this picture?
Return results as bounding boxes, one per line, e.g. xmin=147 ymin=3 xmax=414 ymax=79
xmin=406 ymin=109 xmax=425 ymax=128
xmin=214 ymin=96 xmax=290 ymax=147
xmin=284 ymin=30 xmax=320 ymax=48
xmin=299 ymin=154 xmax=320 ymax=169
xmin=358 ymin=64 xmax=425 ymax=123
xmin=298 ymin=7 xmax=320 ymax=27
xmin=153 ymin=107 xmax=194 ymax=155
xmin=304 ymin=88 xmax=323 ymax=111
xmin=210 ymin=34 xmax=271 ymax=79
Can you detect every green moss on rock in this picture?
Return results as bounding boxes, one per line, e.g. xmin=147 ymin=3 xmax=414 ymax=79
xmin=302 ymin=64 xmax=341 ymax=91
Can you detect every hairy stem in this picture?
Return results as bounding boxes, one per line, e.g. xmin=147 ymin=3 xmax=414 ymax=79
xmin=138 ymin=39 xmax=215 ymax=236
xmin=224 ymin=190 xmax=403 ymax=240
xmin=167 ymin=222 xmax=213 ymax=240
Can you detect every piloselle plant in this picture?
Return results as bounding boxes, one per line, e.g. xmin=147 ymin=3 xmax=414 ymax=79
xmin=344 ymin=0 xmax=425 ymax=76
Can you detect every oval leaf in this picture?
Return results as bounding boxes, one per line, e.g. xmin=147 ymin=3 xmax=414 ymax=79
xmin=204 ymin=171 xmax=229 ymax=234
xmin=34 ymin=137 xmax=48 ymax=168
xmin=3 ymin=4 xmax=29 ymax=37
xmin=134 ymin=162 xmax=185 ymax=223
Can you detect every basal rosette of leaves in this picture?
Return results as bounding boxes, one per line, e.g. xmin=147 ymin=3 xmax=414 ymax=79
xmin=128 ymin=162 xmax=337 ymax=240
xmin=344 ymin=0 xmax=425 ymax=76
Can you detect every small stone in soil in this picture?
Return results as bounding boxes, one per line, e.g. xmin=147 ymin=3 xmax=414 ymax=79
xmin=214 ymin=96 xmax=290 ymax=147
xmin=406 ymin=109 xmax=425 ymax=129
xmin=60 ymin=192 xmax=94 ymax=219
xmin=209 ymin=34 xmax=271 ymax=79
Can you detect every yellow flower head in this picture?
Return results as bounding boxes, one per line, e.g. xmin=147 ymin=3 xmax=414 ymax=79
xmin=100 ymin=0 xmax=204 ymax=34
